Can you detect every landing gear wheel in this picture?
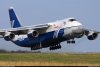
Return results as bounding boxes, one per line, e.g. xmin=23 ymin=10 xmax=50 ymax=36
xmin=58 ymin=45 xmax=61 ymax=49
xmin=67 ymin=41 xmax=70 ymax=44
xmin=49 ymin=44 xmax=62 ymax=50
xmin=67 ymin=39 xmax=75 ymax=44
xmin=72 ymin=40 xmax=75 ymax=44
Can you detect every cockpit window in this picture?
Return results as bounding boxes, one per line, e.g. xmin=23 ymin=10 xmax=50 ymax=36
xmin=69 ymin=19 xmax=76 ymax=22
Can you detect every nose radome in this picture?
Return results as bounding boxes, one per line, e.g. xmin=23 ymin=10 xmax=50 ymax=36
xmin=77 ymin=21 xmax=82 ymax=25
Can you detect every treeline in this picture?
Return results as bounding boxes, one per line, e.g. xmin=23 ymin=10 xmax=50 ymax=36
xmin=0 ymin=49 xmax=41 ymax=53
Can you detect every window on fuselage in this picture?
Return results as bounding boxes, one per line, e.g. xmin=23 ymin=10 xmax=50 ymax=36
xmin=69 ymin=19 xmax=76 ymax=22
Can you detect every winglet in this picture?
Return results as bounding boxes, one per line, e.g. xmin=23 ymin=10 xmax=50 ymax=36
xmin=9 ymin=7 xmax=22 ymax=28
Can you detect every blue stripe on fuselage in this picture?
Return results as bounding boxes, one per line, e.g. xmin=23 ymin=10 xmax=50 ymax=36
xmin=13 ymin=29 xmax=64 ymax=47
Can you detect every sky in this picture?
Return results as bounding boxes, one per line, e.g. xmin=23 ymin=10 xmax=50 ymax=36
xmin=0 ymin=0 xmax=100 ymax=52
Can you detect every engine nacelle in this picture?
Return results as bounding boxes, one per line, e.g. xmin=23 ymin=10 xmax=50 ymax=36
xmin=4 ymin=32 xmax=15 ymax=41
xmin=28 ymin=30 xmax=39 ymax=38
xmin=87 ymin=31 xmax=98 ymax=40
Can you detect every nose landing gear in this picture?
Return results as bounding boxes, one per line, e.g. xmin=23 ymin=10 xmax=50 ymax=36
xmin=67 ymin=39 xmax=75 ymax=44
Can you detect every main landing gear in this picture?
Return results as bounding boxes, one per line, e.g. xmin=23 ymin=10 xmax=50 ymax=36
xmin=67 ymin=39 xmax=75 ymax=44
xmin=49 ymin=44 xmax=61 ymax=50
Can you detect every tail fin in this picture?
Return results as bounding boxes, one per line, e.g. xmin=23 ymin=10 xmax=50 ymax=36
xmin=9 ymin=7 xmax=22 ymax=28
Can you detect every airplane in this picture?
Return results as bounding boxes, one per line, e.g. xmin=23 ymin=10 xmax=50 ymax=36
xmin=0 ymin=7 xmax=100 ymax=50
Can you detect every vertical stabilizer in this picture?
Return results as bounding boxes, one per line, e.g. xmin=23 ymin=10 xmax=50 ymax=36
xmin=9 ymin=7 xmax=22 ymax=28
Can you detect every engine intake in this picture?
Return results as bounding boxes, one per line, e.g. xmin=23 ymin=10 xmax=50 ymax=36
xmin=87 ymin=32 xmax=98 ymax=40
xmin=28 ymin=30 xmax=39 ymax=38
xmin=4 ymin=32 xmax=15 ymax=41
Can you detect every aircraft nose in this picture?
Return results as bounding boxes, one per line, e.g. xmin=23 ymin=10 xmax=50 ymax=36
xmin=75 ymin=21 xmax=82 ymax=26
xmin=72 ymin=26 xmax=84 ymax=34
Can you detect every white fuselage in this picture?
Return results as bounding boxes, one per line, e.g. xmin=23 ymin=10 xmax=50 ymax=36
xmin=46 ymin=18 xmax=82 ymax=32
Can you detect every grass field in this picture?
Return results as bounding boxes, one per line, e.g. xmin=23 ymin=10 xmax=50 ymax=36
xmin=0 ymin=53 xmax=100 ymax=66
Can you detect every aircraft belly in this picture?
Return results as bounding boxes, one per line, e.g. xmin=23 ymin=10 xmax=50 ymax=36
xmin=13 ymin=29 xmax=65 ymax=48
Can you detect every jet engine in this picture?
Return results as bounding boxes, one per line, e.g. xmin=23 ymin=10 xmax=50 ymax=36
xmin=28 ymin=30 xmax=39 ymax=38
xmin=86 ymin=31 xmax=98 ymax=40
xmin=4 ymin=32 xmax=15 ymax=41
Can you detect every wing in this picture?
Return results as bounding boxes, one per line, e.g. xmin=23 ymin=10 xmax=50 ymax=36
xmin=0 ymin=29 xmax=5 ymax=37
xmin=0 ymin=24 xmax=50 ymax=36
xmin=84 ymin=28 xmax=100 ymax=35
